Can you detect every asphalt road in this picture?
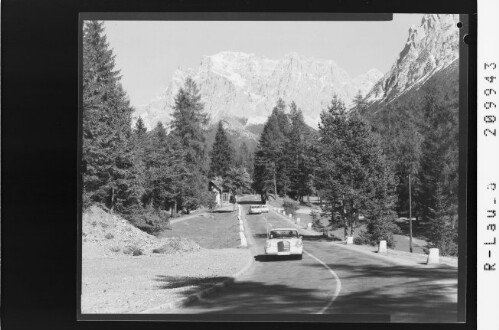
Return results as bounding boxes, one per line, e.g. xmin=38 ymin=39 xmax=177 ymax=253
xmin=170 ymin=197 xmax=458 ymax=322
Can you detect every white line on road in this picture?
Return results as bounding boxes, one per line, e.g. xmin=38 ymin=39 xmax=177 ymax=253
xmin=303 ymin=250 xmax=342 ymax=314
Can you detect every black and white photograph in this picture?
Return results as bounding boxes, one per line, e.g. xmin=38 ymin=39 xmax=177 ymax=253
xmin=80 ymin=14 xmax=464 ymax=322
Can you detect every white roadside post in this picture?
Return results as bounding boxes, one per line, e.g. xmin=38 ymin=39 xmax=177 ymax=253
xmin=378 ymin=240 xmax=387 ymax=253
xmin=307 ymin=223 xmax=312 ymax=230
xmin=346 ymin=236 xmax=354 ymax=244
xmin=289 ymin=214 xmax=293 ymax=219
xmin=296 ymin=217 xmax=301 ymax=224
xmin=239 ymin=232 xmax=247 ymax=247
xmin=427 ymin=248 xmax=440 ymax=264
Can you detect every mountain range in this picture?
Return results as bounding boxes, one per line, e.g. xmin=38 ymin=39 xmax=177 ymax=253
xmin=136 ymin=51 xmax=383 ymax=130
xmin=134 ymin=14 xmax=459 ymax=147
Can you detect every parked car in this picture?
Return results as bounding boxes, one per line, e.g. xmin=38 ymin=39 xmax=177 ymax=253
xmin=249 ymin=205 xmax=263 ymax=214
xmin=264 ymin=228 xmax=303 ymax=259
xmin=260 ymin=204 xmax=269 ymax=213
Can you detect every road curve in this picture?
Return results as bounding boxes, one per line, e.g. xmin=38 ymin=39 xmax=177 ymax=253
xmin=169 ymin=197 xmax=458 ymax=322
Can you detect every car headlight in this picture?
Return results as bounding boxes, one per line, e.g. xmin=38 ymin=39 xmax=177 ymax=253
xmin=295 ymin=240 xmax=303 ymax=247
xmin=266 ymin=241 xmax=272 ymax=248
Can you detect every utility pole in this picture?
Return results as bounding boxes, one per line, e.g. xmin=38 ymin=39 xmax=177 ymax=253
xmin=409 ymin=173 xmax=413 ymax=253
xmin=273 ymin=162 xmax=277 ymax=199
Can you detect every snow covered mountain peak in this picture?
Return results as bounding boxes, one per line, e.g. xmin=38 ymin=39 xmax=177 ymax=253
xmin=136 ymin=51 xmax=382 ymax=130
xmin=365 ymin=14 xmax=459 ymax=103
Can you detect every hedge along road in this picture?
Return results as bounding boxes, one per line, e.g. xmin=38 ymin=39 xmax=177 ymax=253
xmin=170 ymin=196 xmax=458 ymax=322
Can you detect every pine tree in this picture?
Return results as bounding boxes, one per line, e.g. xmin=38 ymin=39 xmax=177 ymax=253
xmin=352 ymin=90 xmax=370 ymax=118
xmin=168 ymin=77 xmax=210 ymax=212
xmin=170 ymin=77 xmax=209 ymax=168
xmin=316 ymin=95 xmax=398 ymax=242
xmin=209 ymin=121 xmax=235 ymax=178
xmin=252 ymin=99 xmax=291 ymax=200
xmin=82 ymin=20 xmax=139 ymax=213
xmin=287 ymin=101 xmax=316 ymax=201
xmin=417 ymin=91 xmax=459 ymax=255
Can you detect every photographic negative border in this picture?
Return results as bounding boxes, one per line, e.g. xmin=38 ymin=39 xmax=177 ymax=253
xmin=76 ymin=12 xmax=471 ymax=323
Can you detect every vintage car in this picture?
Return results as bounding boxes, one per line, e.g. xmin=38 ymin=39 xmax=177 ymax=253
xmin=249 ymin=205 xmax=263 ymax=214
xmin=260 ymin=204 xmax=269 ymax=213
xmin=264 ymin=228 xmax=303 ymax=259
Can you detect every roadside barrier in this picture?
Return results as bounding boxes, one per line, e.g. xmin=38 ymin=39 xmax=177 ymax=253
xmin=427 ymin=248 xmax=440 ymax=264
xmin=238 ymin=204 xmax=248 ymax=247
xmin=378 ymin=240 xmax=387 ymax=253
xmin=239 ymin=231 xmax=248 ymax=247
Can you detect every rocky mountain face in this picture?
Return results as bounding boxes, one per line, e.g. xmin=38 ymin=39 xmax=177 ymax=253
xmin=364 ymin=14 xmax=459 ymax=104
xmin=136 ymin=52 xmax=382 ymax=130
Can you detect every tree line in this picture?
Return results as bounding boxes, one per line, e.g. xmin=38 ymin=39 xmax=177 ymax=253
xmin=82 ymin=21 xmax=250 ymax=232
xmin=252 ymin=96 xmax=398 ymax=247
xmin=252 ymin=82 xmax=459 ymax=255
xmin=83 ymin=21 xmax=459 ymax=254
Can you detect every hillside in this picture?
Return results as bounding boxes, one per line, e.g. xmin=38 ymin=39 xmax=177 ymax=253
xmin=82 ymin=206 xmax=201 ymax=259
xmin=365 ymin=14 xmax=459 ymax=105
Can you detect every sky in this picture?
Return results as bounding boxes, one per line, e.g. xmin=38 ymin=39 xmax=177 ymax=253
xmin=102 ymin=14 xmax=425 ymax=109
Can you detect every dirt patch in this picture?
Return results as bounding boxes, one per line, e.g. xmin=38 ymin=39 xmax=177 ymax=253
xmin=81 ymin=249 xmax=252 ymax=313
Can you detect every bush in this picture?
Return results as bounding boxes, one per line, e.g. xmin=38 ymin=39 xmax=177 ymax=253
xmin=282 ymin=198 xmax=299 ymax=215
xmin=124 ymin=207 xmax=170 ymax=235
xmin=104 ymin=233 xmax=114 ymax=239
xmin=310 ymin=209 xmax=326 ymax=233
xmin=123 ymin=245 xmax=143 ymax=256
xmin=152 ymin=237 xmax=201 ymax=254
xmin=110 ymin=246 xmax=120 ymax=252
xmin=207 ymin=191 xmax=218 ymax=212
xmin=357 ymin=215 xmax=397 ymax=248
xmin=353 ymin=234 xmax=371 ymax=246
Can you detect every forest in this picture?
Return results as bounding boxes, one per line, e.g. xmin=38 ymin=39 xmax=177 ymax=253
xmin=82 ymin=21 xmax=459 ymax=255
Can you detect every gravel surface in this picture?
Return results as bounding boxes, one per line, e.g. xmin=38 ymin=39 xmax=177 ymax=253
xmin=81 ymin=249 xmax=251 ymax=313
xmin=82 ymin=206 xmax=201 ymax=258
xmin=81 ymin=206 xmax=252 ymax=314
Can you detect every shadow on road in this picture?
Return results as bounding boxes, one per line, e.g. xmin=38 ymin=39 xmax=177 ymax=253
xmin=154 ymin=275 xmax=232 ymax=296
xmin=300 ymin=234 xmax=341 ymax=242
xmin=303 ymin=261 xmax=458 ymax=322
xmin=237 ymin=200 xmax=263 ymax=205
xmin=254 ymin=254 xmax=302 ymax=262
xmin=211 ymin=210 xmax=235 ymax=213
xmin=158 ymin=276 xmax=338 ymax=315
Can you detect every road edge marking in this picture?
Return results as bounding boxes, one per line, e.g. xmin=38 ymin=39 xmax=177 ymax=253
xmin=303 ymin=250 xmax=342 ymax=314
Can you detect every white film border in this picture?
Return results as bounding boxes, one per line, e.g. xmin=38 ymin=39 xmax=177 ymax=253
xmin=477 ymin=0 xmax=499 ymax=329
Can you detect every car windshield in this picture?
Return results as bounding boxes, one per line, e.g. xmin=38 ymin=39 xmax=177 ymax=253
xmin=269 ymin=230 xmax=299 ymax=238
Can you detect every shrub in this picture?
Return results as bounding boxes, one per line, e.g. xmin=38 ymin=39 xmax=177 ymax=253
xmin=124 ymin=207 xmax=170 ymax=235
xmin=123 ymin=245 xmax=143 ymax=256
xmin=110 ymin=246 xmax=120 ymax=253
xmin=105 ymin=233 xmax=114 ymax=239
xmin=207 ymin=191 xmax=218 ymax=212
xmin=357 ymin=215 xmax=397 ymax=248
xmin=282 ymin=198 xmax=299 ymax=215
xmin=153 ymin=237 xmax=201 ymax=254
xmin=310 ymin=209 xmax=324 ymax=232
xmin=353 ymin=233 xmax=371 ymax=245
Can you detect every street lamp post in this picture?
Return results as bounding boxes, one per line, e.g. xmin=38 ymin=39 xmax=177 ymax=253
xmin=409 ymin=173 xmax=413 ymax=253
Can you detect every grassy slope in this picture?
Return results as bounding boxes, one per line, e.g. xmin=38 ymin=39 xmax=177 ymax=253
xmin=158 ymin=209 xmax=240 ymax=249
